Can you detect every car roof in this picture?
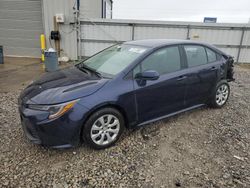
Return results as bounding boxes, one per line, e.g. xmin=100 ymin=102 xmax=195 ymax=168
xmin=124 ymin=39 xmax=227 ymax=56
xmin=124 ymin=39 xmax=208 ymax=48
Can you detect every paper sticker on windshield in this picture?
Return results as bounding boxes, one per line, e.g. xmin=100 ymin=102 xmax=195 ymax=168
xmin=129 ymin=48 xmax=146 ymax=54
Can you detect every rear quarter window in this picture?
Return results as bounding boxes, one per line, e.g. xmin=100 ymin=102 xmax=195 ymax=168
xmin=206 ymin=48 xmax=217 ymax=63
xmin=216 ymin=53 xmax=222 ymax=61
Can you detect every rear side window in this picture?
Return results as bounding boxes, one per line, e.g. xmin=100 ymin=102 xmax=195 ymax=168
xmin=184 ymin=45 xmax=207 ymax=67
xmin=206 ymin=48 xmax=217 ymax=63
xmin=140 ymin=46 xmax=181 ymax=75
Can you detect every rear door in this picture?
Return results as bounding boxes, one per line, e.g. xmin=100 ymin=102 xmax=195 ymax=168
xmin=133 ymin=45 xmax=188 ymax=123
xmin=182 ymin=45 xmax=221 ymax=106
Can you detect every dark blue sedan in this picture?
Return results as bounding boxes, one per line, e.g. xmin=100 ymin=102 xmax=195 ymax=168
xmin=18 ymin=39 xmax=235 ymax=149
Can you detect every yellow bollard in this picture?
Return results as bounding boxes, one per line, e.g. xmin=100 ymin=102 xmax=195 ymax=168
xmin=40 ymin=34 xmax=46 ymax=62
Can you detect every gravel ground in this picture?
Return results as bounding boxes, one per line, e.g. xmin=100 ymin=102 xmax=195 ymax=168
xmin=0 ymin=65 xmax=249 ymax=188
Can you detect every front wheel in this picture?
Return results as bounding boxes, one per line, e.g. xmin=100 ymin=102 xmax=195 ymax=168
xmin=210 ymin=80 xmax=230 ymax=108
xmin=82 ymin=108 xmax=125 ymax=149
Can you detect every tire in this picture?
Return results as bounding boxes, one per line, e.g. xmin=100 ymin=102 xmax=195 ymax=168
xmin=82 ymin=107 xmax=125 ymax=149
xmin=209 ymin=80 xmax=230 ymax=108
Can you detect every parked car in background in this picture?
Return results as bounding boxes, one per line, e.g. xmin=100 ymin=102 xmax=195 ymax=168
xmin=18 ymin=39 xmax=235 ymax=149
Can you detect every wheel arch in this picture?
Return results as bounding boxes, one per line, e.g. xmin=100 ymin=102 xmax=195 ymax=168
xmin=80 ymin=102 xmax=129 ymax=141
xmin=209 ymin=79 xmax=230 ymax=108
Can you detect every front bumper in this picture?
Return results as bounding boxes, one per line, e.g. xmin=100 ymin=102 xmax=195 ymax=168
xmin=21 ymin=115 xmax=42 ymax=145
xmin=19 ymin=103 xmax=89 ymax=148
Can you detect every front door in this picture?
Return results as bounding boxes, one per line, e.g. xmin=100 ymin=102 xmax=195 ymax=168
xmin=133 ymin=45 xmax=187 ymax=123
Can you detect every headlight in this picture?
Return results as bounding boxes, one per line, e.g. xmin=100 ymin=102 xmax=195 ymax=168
xmin=28 ymin=100 xmax=78 ymax=119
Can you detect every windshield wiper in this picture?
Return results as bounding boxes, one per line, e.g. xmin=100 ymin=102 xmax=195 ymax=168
xmin=76 ymin=64 xmax=102 ymax=78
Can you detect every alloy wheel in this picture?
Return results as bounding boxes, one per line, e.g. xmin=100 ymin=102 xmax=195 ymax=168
xmin=216 ymin=84 xmax=229 ymax=106
xmin=90 ymin=114 xmax=120 ymax=146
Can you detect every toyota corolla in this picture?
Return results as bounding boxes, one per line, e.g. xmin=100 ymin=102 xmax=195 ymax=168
xmin=18 ymin=39 xmax=234 ymax=149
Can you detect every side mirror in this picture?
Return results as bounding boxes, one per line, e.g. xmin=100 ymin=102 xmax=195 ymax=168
xmin=135 ymin=70 xmax=160 ymax=81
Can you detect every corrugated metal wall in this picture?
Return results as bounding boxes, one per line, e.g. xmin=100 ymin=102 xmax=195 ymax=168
xmin=0 ymin=0 xmax=102 ymax=59
xmin=0 ymin=0 xmax=43 ymax=57
xmin=80 ymin=19 xmax=250 ymax=63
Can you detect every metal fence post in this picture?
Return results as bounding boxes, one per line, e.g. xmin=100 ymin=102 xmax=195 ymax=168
xmin=186 ymin=25 xmax=190 ymax=40
xmin=131 ymin=23 xmax=135 ymax=40
xmin=236 ymin=27 xmax=245 ymax=63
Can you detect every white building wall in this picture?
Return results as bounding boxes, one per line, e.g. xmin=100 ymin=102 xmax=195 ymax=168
xmin=42 ymin=0 xmax=105 ymax=60
xmin=80 ymin=0 xmax=102 ymax=19
xmin=42 ymin=0 xmax=77 ymax=60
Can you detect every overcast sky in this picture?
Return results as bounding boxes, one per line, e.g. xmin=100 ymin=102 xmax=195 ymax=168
xmin=113 ymin=0 xmax=250 ymax=23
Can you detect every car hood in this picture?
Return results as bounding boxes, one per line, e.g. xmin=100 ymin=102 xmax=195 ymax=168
xmin=19 ymin=66 xmax=109 ymax=105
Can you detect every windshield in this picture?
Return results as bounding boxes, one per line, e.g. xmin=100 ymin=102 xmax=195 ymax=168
xmin=79 ymin=44 xmax=148 ymax=77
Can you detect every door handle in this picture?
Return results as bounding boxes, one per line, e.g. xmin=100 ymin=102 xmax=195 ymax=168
xmin=177 ymin=75 xmax=187 ymax=81
xmin=210 ymin=66 xmax=216 ymax=71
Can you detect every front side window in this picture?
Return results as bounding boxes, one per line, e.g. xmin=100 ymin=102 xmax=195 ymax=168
xmin=80 ymin=44 xmax=148 ymax=77
xmin=184 ymin=45 xmax=207 ymax=67
xmin=134 ymin=46 xmax=181 ymax=76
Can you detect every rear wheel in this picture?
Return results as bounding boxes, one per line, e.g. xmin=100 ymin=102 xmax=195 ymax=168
xmin=210 ymin=80 xmax=230 ymax=108
xmin=82 ymin=108 xmax=125 ymax=149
